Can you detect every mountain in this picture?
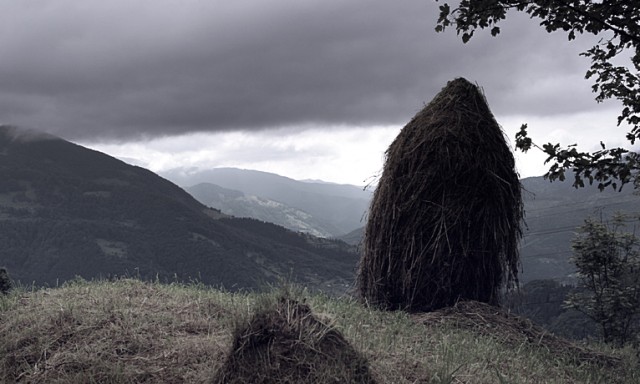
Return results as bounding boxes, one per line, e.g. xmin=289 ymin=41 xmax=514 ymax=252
xmin=338 ymin=176 xmax=640 ymax=284
xmin=337 ymin=227 xmax=365 ymax=246
xmin=0 ymin=126 xmax=358 ymax=292
xmin=161 ymin=167 xmax=371 ymax=237
xmin=186 ymin=183 xmax=335 ymax=238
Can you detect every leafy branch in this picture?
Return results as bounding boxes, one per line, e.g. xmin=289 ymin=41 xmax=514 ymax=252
xmin=435 ymin=0 xmax=640 ymax=190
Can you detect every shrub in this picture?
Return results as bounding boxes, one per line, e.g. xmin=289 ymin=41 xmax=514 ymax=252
xmin=0 ymin=267 xmax=12 ymax=295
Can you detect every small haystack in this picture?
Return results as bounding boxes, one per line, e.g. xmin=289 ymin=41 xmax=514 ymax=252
xmin=213 ymin=297 xmax=375 ymax=384
xmin=357 ymin=78 xmax=523 ymax=312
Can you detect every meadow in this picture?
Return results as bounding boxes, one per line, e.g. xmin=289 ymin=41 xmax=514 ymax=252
xmin=0 ymin=278 xmax=637 ymax=383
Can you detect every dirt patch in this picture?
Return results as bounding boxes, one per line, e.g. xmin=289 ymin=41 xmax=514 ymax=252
xmin=413 ymin=300 xmax=621 ymax=368
xmin=214 ymin=297 xmax=375 ymax=384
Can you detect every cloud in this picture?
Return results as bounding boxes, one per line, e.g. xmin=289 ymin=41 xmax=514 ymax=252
xmin=81 ymin=100 xmax=624 ymax=186
xmin=0 ymin=0 xmax=605 ymax=142
xmin=82 ymin=125 xmax=401 ymax=185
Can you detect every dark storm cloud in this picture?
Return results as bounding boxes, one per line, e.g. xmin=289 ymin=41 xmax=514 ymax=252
xmin=0 ymin=0 xmax=598 ymax=141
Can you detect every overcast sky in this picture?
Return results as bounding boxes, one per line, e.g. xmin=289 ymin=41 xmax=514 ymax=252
xmin=0 ymin=0 xmax=626 ymax=185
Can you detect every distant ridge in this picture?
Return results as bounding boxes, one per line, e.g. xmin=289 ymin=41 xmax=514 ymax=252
xmin=187 ymin=182 xmax=336 ymax=238
xmin=162 ymin=167 xmax=371 ymax=236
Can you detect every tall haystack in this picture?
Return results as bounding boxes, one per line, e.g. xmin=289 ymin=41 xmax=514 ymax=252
xmin=357 ymin=78 xmax=523 ymax=312
xmin=213 ymin=297 xmax=375 ymax=384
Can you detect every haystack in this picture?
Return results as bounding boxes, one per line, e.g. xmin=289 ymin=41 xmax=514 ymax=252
xmin=213 ymin=297 xmax=375 ymax=384
xmin=357 ymin=78 xmax=523 ymax=312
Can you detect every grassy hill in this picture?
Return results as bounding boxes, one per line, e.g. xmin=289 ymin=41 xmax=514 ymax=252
xmin=1 ymin=279 xmax=637 ymax=383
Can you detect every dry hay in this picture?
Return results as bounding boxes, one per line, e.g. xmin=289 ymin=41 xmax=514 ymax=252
xmin=213 ymin=297 xmax=375 ymax=384
xmin=0 ymin=279 xmax=230 ymax=383
xmin=357 ymin=77 xmax=523 ymax=312
xmin=413 ymin=300 xmax=622 ymax=368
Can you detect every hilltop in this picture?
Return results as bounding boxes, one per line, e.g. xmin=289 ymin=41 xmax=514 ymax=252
xmin=0 ymin=279 xmax=637 ymax=383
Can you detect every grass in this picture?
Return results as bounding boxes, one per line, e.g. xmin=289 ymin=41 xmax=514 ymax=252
xmin=0 ymin=278 xmax=637 ymax=383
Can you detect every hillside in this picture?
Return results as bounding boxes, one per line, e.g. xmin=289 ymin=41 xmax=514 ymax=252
xmin=0 ymin=126 xmax=357 ymax=292
xmin=0 ymin=279 xmax=636 ymax=383
xmin=162 ymin=167 xmax=371 ymax=237
xmin=518 ymin=176 xmax=640 ymax=282
xmin=186 ymin=182 xmax=336 ymax=238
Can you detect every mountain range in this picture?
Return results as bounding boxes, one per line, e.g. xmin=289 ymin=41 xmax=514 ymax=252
xmin=2 ymin=124 xmax=638 ymax=291
xmin=0 ymin=126 xmax=357 ymax=293
xmin=185 ymin=182 xmax=338 ymax=238
xmin=161 ymin=167 xmax=371 ymax=237
xmin=164 ymin=166 xmax=640 ymax=284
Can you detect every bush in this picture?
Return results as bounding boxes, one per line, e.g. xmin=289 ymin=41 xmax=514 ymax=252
xmin=0 ymin=267 xmax=12 ymax=295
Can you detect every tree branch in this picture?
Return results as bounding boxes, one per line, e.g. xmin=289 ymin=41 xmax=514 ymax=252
xmin=555 ymin=0 xmax=640 ymax=45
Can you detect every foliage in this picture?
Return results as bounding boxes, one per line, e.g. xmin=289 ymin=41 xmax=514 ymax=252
xmin=565 ymin=214 xmax=640 ymax=347
xmin=358 ymin=78 xmax=523 ymax=311
xmin=0 ymin=267 xmax=11 ymax=295
xmin=435 ymin=0 xmax=640 ymax=190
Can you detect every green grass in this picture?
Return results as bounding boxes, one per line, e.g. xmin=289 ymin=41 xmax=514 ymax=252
xmin=0 ymin=278 xmax=637 ymax=383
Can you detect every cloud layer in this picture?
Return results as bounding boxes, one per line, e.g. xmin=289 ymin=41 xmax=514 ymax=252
xmin=0 ymin=0 xmax=602 ymax=142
